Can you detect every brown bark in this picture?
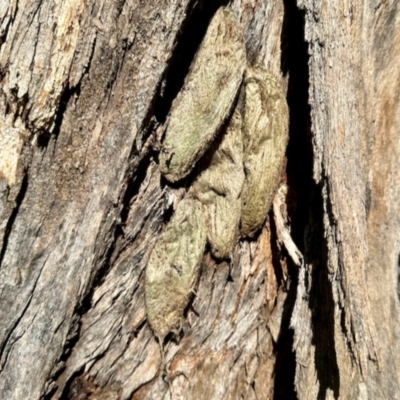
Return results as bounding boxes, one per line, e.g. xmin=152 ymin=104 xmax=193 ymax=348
xmin=0 ymin=0 xmax=399 ymax=399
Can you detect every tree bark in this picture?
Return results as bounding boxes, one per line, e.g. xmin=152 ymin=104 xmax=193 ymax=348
xmin=0 ymin=1 xmax=399 ymax=399
xmin=290 ymin=1 xmax=400 ymax=399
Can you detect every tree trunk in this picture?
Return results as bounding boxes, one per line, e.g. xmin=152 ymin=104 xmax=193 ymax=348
xmin=0 ymin=1 xmax=399 ymax=399
xmin=289 ymin=1 xmax=400 ymax=399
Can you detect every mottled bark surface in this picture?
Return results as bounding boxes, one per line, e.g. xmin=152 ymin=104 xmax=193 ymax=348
xmin=0 ymin=0 xmax=399 ymax=399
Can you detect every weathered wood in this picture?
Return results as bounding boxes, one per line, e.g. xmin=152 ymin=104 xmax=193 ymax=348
xmin=1 ymin=0 xmax=399 ymax=399
xmin=291 ymin=0 xmax=400 ymax=398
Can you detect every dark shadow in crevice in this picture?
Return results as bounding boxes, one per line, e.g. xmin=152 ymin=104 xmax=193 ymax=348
xmin=273 ymin=0 xmax=312 ymax=399
xmin=270 ymin=212 xmax=298 ymax=400
xmin=118 ymin=151 xmax=155 ymax=234
xmin=308 ymin=181 xmax=340 ymax=399
xmin=268 ymin=211 xmax=287 ymax=287
xmin=132 ymin=319 xmax=147 ymax=339
xmin=0 ymin=172 xmax=29 ymax=267
xmin=0 ymin=16 xmax=12 ymax=49
xmin=281 ymin=5 xmax=312 ymax=255
xmin=272 ymin=288 xmax=297 ymax=400
xmin=56 ymin=370 xmax=95 ymax=400
xmin=277 ymin=0 xmax=340 ymax=398
xmin=37 ymin=83 xmax=81 ymax=148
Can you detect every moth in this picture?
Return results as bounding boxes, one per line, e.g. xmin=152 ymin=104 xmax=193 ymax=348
xmin=190 ymin=106 xmax=245 ymax=259
xmin=159 ymin=7 xmax=246 ymax=183
xmin=146 ymin=6 xmax=288 ymax=357
xmin=145 ymin=198 xmax=207 ymax=347
xmin=240 ymin=66 xmax=289 ymax=237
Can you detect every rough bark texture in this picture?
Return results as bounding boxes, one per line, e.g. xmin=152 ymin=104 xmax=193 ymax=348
xmin=0 ymin=1 xmax=284 ymax=399
xmin=0 ymin=0 xmax=399 ymax=400
xmin=290 ymin=0 xmax=400 ymax=399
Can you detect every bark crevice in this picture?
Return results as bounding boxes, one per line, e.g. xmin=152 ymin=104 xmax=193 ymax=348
xmin=0 ymin=172 xmax=29 ymax=266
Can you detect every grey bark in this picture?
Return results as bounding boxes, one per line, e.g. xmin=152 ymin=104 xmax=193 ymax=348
xmin=0 ymin=0 xmax=399 ymax=399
